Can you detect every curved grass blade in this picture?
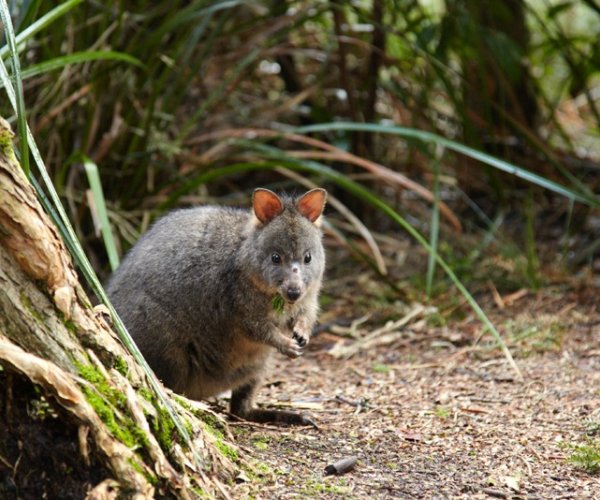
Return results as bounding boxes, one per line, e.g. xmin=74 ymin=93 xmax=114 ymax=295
xmin=0 ymin=0 xmax=29 ymax=177
xmin=295 ymin=122 xmax=600 ymax=208
xmin=0 ymin=0 xmax=83 ymax=59
xmin=163 ymin=155 xmax=522 ymax=379
xmin=16 ymin=51 xmax=144 ymax=81
xmin=14 ymin=0 xmax=42 ymax=32
xmin=147 ymin=0 xmax=245 ymax=45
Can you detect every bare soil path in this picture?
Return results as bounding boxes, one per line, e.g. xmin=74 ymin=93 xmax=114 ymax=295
xmin=231 ymin=280 xmax=600 ymax=499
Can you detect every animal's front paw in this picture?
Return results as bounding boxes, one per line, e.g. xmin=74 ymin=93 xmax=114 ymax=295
xmin=292 ymin=330 xmax=309 ymax=348
xmin=278 ymin=337 xmax=304 ymax=358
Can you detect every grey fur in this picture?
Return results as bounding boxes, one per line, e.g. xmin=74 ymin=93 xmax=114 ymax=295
xmin=107 ymin=188 xmax=326 ymax=424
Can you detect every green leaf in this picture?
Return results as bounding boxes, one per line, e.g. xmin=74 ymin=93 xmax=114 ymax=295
xmin=295 ymin=122 xmax=600 ymax=207
xmin=18 ymin=51 xmax=144 ymax=81
xmin=0 ymin=0 xmax=83 ymax=59
xmin=547 ymin=1 xmax=573 ymax=18
xmin=426 ymin=148 xmax=442 ymax=298
xmin=0 ymin=1 xmax=29 ymax=177
xmin=272 ymin=293 xmax=285 ymax=315
xmin=81 ymin=156 xmax=120 ymax=272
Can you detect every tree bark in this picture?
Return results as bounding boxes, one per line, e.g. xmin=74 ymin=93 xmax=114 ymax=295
xmin=0 ymin=118 xmax=236 ymax=498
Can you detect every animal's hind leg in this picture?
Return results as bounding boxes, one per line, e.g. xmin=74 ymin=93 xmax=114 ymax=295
xmin=230 ymin=380 xmax=316 ymax=427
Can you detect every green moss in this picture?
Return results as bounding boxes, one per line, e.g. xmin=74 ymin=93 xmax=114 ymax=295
xmin=251 ymin=435 xmax=270 ymax=451
xmin=173 ymin=395 xmax=194 ymax=413
xmin=565 ymin=439 xmax=600 ymax=474
xmin=152 ymin=403 xmax=177 ymax=451
xmin=81 ymin=384 xmax=132 ymax=447
xmin=300 ymin=478 xmax=351 ymax=495
xmin=170 ymin=398 xmax=238 ymax=461
xmin=215 ymin=438 xmax=238 ymax=461
xmin=199 ymin=412 xmax=238 ymax=462
xmin=239 ymin=459 xmax=275 ymax=484
xmin=190 ymin=486 xmax=210 ymax=498
xmin=75 ymin=361 xmax=149 ymax=450
xmin=141 ymin=392 xmax=193 ymax=454
xmin=138 ymin=386 xmax=154 ymax=402
xmin=0 ymin=127 xmax=17 ymax=164
xmin=19 ymin=293 xmax=45 ymax=325
xmin=434 ymin=406 xmax=450 ymax=419
xmin=128 ymin=457 xmax=158 ymax=485
xmin=372 ymin=362 xmax=390 ymax=374
xmin=113 ymin=356 xmax=129 ymax=376
xmin=63 ymin=318 xmax=77 ymax=334
xmin=253 ymin=462 xmax=273 ymax=476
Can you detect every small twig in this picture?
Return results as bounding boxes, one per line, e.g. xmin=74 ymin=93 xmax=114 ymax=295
xmin=0 ymin=452 xmax=13 ymax=470
xmin=329 ymin=304 xmax=429 ymax=358
xmin=463 ymin=396 xmax=512 ymax=404
xmin=4 ymin=371 xmax=13 ymax=426
xmin=227 ymin=415 xmax=317 ymax=432
xmin=78 ymin=425 xmax=91 ymax=467
xmin=502 ymin=288 xmax=528 ymax=307
xmin=12 ymin=452 xmax=22 ymax=482
xmin=330 ymin=314 xmax=372 ymax=339
xmin=334 ymin=395 xmax=371 ymax=414
xmin=488 ymin=280 xmax=505 ymax=309
xmin=480 ymin=488 xmax=508 ymax=499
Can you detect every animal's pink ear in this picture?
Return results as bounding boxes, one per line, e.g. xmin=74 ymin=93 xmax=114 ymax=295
xmin=296 ymin=188 xmax=327 ymax=223
xmin=253 ymin=188 xmax=284 ymax=224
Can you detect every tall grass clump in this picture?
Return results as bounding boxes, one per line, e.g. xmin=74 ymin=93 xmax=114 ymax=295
xmin=2 ymin=0 xmax=599 ymax=376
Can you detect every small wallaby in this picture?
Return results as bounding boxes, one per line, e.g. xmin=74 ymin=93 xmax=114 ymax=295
xmin=107 ymin=188 xmax=327 ymax=425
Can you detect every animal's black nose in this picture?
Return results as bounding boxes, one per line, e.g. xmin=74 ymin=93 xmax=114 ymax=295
xmin=286 ymin=288 xmax=301 ymax=301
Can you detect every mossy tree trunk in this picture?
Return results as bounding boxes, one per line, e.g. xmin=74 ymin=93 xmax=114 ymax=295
xmin=0 ymin=118 xmax=236 ymax=498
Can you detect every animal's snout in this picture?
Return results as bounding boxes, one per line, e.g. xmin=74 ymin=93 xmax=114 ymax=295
xmin=286 ymin=287 xmax=302 ymax=302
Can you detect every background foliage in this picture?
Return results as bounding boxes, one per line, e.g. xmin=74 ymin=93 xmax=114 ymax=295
xmin=2 ymin=0 xmax=599 ymax=289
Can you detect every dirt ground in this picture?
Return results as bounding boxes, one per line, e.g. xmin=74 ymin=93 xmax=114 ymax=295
xmin=230 ymin=272 xmax=600 ymax=499
xmin=2 ymin=248 xmax=599 ymax=499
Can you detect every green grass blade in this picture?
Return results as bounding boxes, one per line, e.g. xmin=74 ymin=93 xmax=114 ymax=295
xmin=16 ymin=51 xmax=144 ymax=81
xmin=0 ymin=0 xmax=83 ymax=59
xmin=80 ymin=155 xmax=120 ymax=271
xmin=13 ymin=0 xmax=42 ymax=32
xmin=147 ymin=0 xmax=244 ymax=45
xmin=524 ymin=191 xmax=540 ymax=289
xmin=426 ymin=147 xmax=443 ymax=298
xmin=0 ymin=0 xmax=29 ymax=177
xmin=295 ymin=122 xmax=600 ymax=207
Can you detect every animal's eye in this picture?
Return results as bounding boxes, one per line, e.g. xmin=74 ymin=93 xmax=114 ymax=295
xmin=304 ymin=252 xmax=311 ymax=264
xmin=271 ymin=252 xmax=282 ymax=264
